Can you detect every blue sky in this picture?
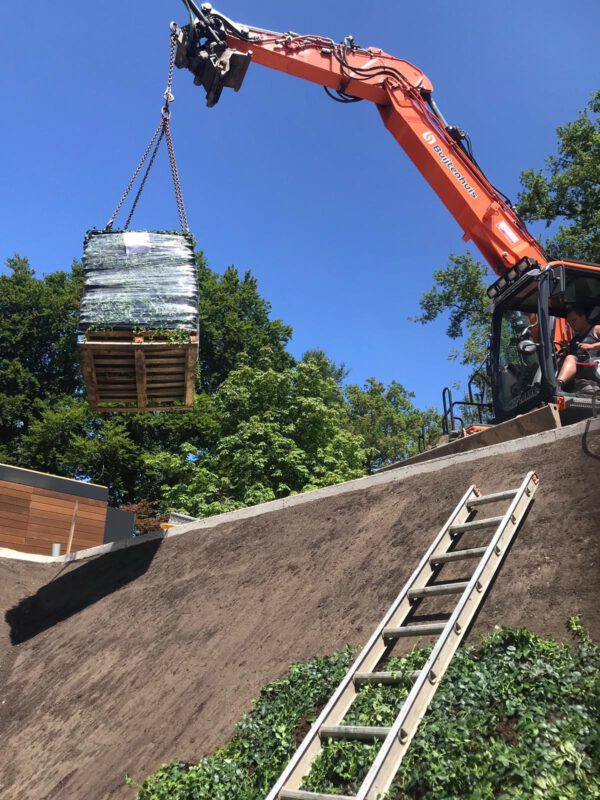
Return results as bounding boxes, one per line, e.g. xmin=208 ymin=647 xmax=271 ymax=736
xmin=1 ymin=0 xmax=598 ymax=409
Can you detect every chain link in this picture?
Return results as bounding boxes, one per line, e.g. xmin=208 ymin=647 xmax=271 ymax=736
xmin=105 ymin=119 xmax=163 ymax=230
xmin=124 ymin=127 xmax=166 ymax=230
xmin=105 ymin=33 xmax=189 ymax=233
xmin=164 ymin=117 xmax=189 ymax=233
xmin=162 ymin=32 xmax=177 ymax=116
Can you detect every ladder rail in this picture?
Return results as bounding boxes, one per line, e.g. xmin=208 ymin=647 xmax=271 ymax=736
xmin=269 ymin=472 xmax=538 ymax=800
xmin=356 ymin=470 xmax=538 ymax=800
xmin=264 ymin=482 xmax=480 ymax=800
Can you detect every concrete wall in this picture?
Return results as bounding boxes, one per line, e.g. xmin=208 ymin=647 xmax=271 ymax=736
xmin=103 ymin=507 xmax=135 ymax=544
xmin=2 ymin=417 xmax=597 ymax=565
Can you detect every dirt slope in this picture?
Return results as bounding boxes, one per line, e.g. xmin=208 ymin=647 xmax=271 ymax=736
xmin=1 ymin=425 xmax=599 ymax=800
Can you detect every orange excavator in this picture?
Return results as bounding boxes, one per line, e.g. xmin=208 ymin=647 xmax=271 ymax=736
xmin=174 ymin=1 xmax=600 ymax=427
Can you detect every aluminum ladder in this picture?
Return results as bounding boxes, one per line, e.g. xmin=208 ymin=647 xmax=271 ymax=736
xmin=266 ymin=470 xmax=539 ymax=800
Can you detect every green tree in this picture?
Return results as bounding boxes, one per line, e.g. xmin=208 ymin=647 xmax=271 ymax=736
xmin=0 ymin=359 xmax=40 ymax=461
xmin=0 ymin=256 xmax=83 ymax=397
xmin=413 ymin=253 xmax=490 ymax=370
xmin=15 ymin=397 xmax=90 ymax=478
xmin=197 ymin=255 xmax=294 ymax=391
xmin=1 ymin=249 xmax=433 ymax=514
xmin=345 ymin=378 xmax=440 ymax=470
xmin=518 ymin=90 xmax=600 ymax=262
xmin=0 ymin=253 xmax=300 ymax=506
xmin=302 ymin=349 xmax=348 ymax=385
xmin=15 ymin=398 xmax=145 ymax=504
xmin=70 ymin=417 xmax=144 ymax=504
xmin=144 ymin=357 xmax=368 ymax=517
xmin=0 ymin=256 xmax=84 ymax=460
xmin=126 ymin=391 xmax=220 ymax=460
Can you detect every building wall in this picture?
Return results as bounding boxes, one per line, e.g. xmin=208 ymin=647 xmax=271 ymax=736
xmin=0 ymin=464 xmax=108 ymax=556
xmin=103 ymin=506 xmax=135 ymax=544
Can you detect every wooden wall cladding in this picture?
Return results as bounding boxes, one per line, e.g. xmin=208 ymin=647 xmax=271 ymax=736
xmin=0 ymin=479 xmax=107 ymax=556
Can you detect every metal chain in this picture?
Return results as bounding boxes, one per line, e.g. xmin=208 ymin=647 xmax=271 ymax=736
xmin=164 ymin=117 xmax=189 ymax=233
xmin=105 ymin=33 xmax=189 ymax=233
xmin=161 ymin=33 xmax=189 ymax=232
xmin=105 ymin=119 xmax=163 ymax=230
xmin=124 ymin=127 xmax=165 ymax=230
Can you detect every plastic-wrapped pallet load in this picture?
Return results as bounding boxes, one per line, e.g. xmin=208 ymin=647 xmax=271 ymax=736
xmin=78 ymin=230 xmax=199 ymax=413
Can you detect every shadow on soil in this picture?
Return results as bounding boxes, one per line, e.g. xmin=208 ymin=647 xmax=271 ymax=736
xmin=582 ymin=419 xmax=600 ymax=460
xmin=5 ymin=538 xmax=161 ymax=645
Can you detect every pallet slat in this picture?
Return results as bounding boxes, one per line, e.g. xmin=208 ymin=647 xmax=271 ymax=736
xmin=95 ymin=405 xmax=190 ymax=413
xmin=80 ymin=346 xmax=100 ymax=410
xmin=147 ymin=388 xmax=185 ymax=397
xmin=81 ymin=331 xmax=196 ymax=413
xmin=81 ymin=333 xmax=197 ymax=409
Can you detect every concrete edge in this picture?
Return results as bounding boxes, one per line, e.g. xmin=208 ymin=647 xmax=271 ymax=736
xmin=2 ymin=417 xmax=598 ymax=566
xmin=0 ymin=530 xmax=166 ymax=565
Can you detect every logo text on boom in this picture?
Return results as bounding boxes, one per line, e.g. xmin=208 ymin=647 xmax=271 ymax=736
xmin=422 ymin=130 xmax=478 ymax=199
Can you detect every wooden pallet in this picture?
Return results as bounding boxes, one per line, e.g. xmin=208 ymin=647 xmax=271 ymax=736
xmin=79 ymin=330 xmax=198 ymax=413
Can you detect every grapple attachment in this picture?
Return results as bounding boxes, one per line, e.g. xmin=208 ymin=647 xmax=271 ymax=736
xmin=173 ymin=10 xmax=251 ymax=107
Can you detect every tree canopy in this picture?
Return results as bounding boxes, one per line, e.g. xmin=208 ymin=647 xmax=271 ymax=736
xmin=412 ymin=253 xmax=490 ymax=370
xmin=345 ymin=378 xmax=439 ymax=471
xmin=518 ymin=90 xmax=600 ymax=263
xmin=197 ymin=256 xmax=294 ymax=392
xmin=0 ymin=249 xmax=432 ymax=516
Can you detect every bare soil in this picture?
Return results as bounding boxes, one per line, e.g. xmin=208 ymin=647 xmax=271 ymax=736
xmin=1 ymin=424 xmax=599 ymax=800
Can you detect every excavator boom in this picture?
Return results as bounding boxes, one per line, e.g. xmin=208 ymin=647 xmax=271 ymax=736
xmin=174 ymin=2 xmax=600 ymax=426
xmin=174 ymin=1 xmax=547 ymax=275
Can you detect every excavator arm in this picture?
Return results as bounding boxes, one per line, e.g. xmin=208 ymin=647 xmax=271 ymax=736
xmin=173 ymin=1 xmax=548 ymax=276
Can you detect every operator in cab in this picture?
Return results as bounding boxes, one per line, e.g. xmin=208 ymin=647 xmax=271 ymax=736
xmin=557 ymin=305 xmax=600 ymax=392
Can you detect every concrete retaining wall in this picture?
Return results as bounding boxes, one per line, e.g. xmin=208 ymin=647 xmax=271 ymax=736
xmin=1 ymin=417 xmax=597 ymax=565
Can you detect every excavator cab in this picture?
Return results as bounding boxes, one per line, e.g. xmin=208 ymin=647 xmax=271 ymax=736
xmin=489 ymin=260 xmax=600 ymax=423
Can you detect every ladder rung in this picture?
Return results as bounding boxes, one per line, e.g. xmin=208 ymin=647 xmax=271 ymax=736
xmin=467 ymin=489 xmax=517 ymax=508
xmin=280 ymin=792 xmax=356 ymax=800
xmin=354 ymin=670 xmax=422 ymax=686
xmin=354 ymin=671 xmax=404 ymax=686
xmin=320 ymin=725 xmax=391 ymax=741
xmin=408 ymin=581 xmax=469 ymax=599
xmin=450 ymin=515 xmax=504 ymax=534
xmin=430 ymin=546 xmax=487 ymax=564
xmin=384 ymin=622 xmax=446 ymax=640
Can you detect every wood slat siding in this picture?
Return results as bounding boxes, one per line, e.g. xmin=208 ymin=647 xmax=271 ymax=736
xmin=0 ymin=478 xmax=107 ymax=556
